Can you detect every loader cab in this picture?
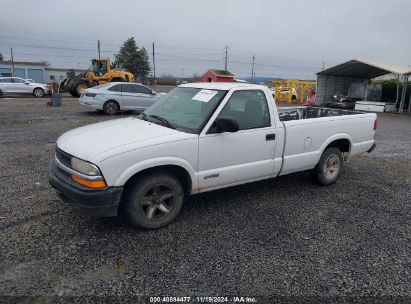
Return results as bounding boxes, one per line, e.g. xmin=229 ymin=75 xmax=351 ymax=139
xmin=91 ymin=59 xmax=109 ymax=76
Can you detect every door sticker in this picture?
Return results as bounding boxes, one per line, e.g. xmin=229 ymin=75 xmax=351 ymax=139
xmin=192 ymin=89 xmax=218 ymax=102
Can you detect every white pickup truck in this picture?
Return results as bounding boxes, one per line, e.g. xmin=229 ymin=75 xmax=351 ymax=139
xmin=49 ymin=83 xmax=377 ymax=229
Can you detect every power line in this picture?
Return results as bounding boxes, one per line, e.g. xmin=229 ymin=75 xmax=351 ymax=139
xmin=0 ymin=41 xmax=116 ymax=52
xmin=0 ymin=34 xmax=121 ymax=47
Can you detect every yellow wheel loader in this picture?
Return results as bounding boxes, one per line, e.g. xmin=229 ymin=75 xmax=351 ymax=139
xmin=60 ymin=58 xmax=134 ymax=97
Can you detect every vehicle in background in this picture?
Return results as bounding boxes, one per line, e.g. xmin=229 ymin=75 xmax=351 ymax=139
xmin=325 ymin=94 xmax=362 ymax=109
xmin=60 ymin=58 xmax=134 ymax=98
xmin=78 ymin=82 xmax=166 ymax=115
xmin=269 ymin=86 xmax=298 ymax=100
xmin=0 ymin=77 xmax=50 ymax=97
xmin=49 ymin=82 xmax=377 ymax=229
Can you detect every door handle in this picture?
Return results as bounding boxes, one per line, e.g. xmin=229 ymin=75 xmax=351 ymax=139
xmin=266 ymin=134 xmax=276 ymax=141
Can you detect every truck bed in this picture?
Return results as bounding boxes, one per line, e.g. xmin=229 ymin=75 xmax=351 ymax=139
xmin=278 ymin=106 xmax=362 ymax=122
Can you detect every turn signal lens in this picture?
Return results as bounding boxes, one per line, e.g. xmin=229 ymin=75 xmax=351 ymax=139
xmin=71 ymin=175 xmax=106 ymax=189
xmin=373 ymin=118 xmax=378 ymax=130
xmin=86 ymin=93 xmax=96 ymax=97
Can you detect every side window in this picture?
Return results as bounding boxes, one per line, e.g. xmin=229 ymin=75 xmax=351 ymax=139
xmin=134 ymin=85 xmax=152 ymax=94
xmin=217 ymin=90 xmax=270 ymax=130
xmin=12 ymin=78 xmax=24 ymax=83
xmin=108 ymin=84 xmax=122 ymax=92
xmin=121 ymin=84 xmax=136 ymax=93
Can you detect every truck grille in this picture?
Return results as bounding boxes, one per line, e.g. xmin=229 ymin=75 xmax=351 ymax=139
xmin=56 ymin=148 xmax=71 ymax=168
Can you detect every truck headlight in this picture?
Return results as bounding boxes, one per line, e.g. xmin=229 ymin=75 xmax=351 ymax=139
xmin=71 ymin=157 xmax=100 ymax=176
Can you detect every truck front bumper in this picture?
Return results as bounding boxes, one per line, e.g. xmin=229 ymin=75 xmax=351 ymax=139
xmin=48 ymin=159 xmax=123 ymax=217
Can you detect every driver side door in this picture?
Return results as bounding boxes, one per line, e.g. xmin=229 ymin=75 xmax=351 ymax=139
xmin=198 ymin=89 xmax=278 ymax=190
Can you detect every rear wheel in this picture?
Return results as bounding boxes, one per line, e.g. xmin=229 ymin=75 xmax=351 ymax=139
xmin=33 ymin=88 xmax=45 ymax=97
xmin=123 ymin=172 xmax=184 ymax=229
xmin=0 ymin=90 xmax=3 ymax=97
xmin=313 ymin=147 xmax=343 ymax=186
xmin=103 ymin=100 xmax=120 ymax=115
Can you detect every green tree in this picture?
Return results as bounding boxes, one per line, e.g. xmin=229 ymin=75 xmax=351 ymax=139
xmin=0 ymin=53 xmax=3 ymax=61
xmin=114 ymin=37 xmax=151 ymax=82
xmin=137 ymin=47 xmax=151 ymax=82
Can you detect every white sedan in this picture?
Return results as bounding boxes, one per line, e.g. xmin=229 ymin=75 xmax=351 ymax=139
xmin=79 ymin=82 xmax=166 ymax=115
xmin=0 ymin=77 xmax=50 ymax=97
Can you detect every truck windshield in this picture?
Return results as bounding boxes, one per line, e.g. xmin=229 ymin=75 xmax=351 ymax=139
xmin=143 ymin=87 xmax=227 ymax=133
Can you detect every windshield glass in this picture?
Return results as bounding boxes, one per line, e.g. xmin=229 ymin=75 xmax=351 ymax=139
xmin=143 ymin=87 xmax=227 ymax=133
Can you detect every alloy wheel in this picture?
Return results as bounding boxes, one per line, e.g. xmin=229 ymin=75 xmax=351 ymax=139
xmin=33 ymin=88 xmax=44 ymax=97
xmin=140 ymin=185 xmax=175 ymax=221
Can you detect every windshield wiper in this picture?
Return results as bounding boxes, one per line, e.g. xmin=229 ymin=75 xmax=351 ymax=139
xmin=138 ymin=112 xmax=148 ymax=121
xmin=147 ymin=114 xmax=176 ymax=129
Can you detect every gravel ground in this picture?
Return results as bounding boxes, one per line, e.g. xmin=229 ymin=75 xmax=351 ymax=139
xmin=0 ymin=97 xmax=410 ymax=302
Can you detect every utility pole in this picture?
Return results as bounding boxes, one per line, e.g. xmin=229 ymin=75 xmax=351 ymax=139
xmin=10 ymin=47 xmax=14 ymax=76
xmin=251 ymin=54 xmax=255 ymax=83
xmin=224 ymin=46 xmax=229 ymax=70
xmin=98 ymin=40 xmax=101 ymax=59
xmin=152 ymin=42 xmax=156 ymax=84
xmin=321 ymin=61 xmax=325 ymax=70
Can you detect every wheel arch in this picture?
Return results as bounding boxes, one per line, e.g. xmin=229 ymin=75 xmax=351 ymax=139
xmin=317 ymin=134 xmax=352 ymax=163
xmin=123 ymin=165 xmax=193 ymax=195
xmin=112 ymin=157 xmax=197 ymax=192
xmin=33 ymin=87 xmax=45 ymax=93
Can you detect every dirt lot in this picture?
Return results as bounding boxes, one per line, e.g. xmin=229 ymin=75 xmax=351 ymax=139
xmin=1 ymin=96 xmax=411 ymax=302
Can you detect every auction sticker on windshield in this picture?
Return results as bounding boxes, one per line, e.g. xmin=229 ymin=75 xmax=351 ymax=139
xmin=192 ymin=89 xmax=218 ymax=102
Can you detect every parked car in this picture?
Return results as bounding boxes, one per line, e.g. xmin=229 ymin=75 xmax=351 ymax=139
xmin=78 ymin=82 xmax=166 ymax=115
xmin=325 ymin=94 xmax=361 ymax=109
xmin=0 ymin=77 xmax=50 ymax=97
xmin=49 ymin=82 xmax=377 ymax=229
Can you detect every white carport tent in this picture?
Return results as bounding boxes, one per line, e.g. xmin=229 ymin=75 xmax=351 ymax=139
xmin=315 ymin=59 xmax=411 ymax=112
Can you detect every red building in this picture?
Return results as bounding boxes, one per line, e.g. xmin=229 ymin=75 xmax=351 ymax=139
xmin=201 ymin=69 xmax=234 ymax=82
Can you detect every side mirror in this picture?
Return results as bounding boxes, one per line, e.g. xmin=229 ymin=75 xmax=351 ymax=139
xmin=212 ymin=117 xmax=239 ymax=133
xmin=151 ymin=91 xmax=157 ymax=95
xmin=24 ymin=81 xmax=31 ymax=85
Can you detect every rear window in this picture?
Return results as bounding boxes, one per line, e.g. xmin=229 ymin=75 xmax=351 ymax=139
xmin=93 ymin=83 xmax=111 ymax=90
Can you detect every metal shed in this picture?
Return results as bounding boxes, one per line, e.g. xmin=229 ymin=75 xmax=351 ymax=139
xmin=316 ymin=59 xmax=411 ymax=111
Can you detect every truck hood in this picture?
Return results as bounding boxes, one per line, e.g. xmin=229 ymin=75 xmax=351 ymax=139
xmin=57 ymin=117 xmax=184 ymax=162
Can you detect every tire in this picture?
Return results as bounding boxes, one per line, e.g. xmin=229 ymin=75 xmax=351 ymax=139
xmin=123 ymin=171 xmax=184 ymax=229
xmin=72 ymin=80 xmax=89 ymax=97
xmin=313 ymin=147 xmax=343 ymax=186
xmin=0 ymin=90 xmax=3 ymax=97
xmin=103 ymin=100 xmax=120 ymax=115
xmin=33 ymin=88 xmax=45 ymax=98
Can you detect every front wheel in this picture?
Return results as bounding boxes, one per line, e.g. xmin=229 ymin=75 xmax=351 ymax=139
xmin=313 ymin=147 xmax=343 ymax=186
xmin=123 ymin=172 xmax=184 ymax=229
xmin=33 ymin=88 xmax=45 ymax=97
